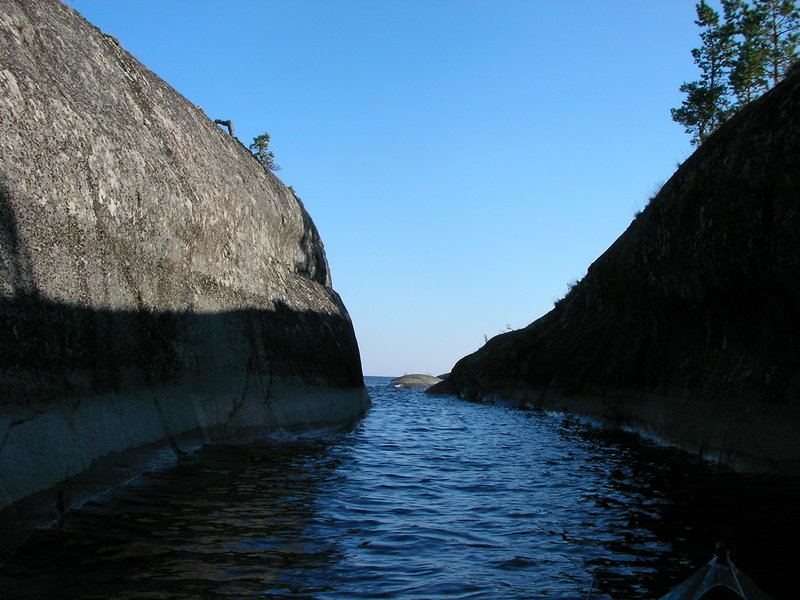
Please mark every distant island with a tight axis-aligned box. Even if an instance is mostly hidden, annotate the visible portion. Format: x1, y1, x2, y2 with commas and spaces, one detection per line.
389, 374, 443, 390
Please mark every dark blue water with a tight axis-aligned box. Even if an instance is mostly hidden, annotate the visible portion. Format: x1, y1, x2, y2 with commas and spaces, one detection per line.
1, 376, 798, 599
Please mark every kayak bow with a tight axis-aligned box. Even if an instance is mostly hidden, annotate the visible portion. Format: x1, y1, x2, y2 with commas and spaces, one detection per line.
658, 543, 775, 600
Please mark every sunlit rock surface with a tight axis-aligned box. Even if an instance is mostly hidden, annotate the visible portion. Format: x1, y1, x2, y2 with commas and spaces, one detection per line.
446, 69, 800, 475
0, 0, 369, 551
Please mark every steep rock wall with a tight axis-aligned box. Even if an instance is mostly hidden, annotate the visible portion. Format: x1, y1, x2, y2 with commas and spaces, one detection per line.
0, 0, 369, 553
442, 67, 800, 475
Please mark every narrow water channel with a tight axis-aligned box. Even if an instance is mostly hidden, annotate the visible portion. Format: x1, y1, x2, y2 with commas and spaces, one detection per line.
1, 377, 798, 599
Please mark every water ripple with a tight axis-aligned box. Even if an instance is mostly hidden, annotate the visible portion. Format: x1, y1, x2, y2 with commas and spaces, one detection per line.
1, 377, 799, 599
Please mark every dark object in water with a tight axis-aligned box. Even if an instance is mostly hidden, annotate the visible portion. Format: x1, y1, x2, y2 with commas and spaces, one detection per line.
657, 543, 775, 600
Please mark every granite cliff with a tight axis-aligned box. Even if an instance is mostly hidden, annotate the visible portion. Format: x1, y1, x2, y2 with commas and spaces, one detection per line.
0, 0, 369, 552
437, 67, 800, 475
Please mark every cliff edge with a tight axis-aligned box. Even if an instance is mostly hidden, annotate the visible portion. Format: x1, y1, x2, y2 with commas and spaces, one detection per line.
442, 67, 800, 475
0, 0, 369, 553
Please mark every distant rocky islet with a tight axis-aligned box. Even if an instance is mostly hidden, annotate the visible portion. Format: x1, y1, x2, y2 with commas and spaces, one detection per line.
388, 374, 443, 390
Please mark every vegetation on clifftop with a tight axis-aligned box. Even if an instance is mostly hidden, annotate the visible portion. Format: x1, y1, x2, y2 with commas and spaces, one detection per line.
672, 0, 799, 145
249, 132, 281, 171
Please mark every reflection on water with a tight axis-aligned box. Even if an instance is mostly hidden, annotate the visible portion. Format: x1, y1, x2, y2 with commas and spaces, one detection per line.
1, 377, 798, 599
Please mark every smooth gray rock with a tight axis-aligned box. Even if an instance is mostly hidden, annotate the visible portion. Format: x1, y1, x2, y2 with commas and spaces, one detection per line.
0, 0, 369, 552
389, 374, 443, 390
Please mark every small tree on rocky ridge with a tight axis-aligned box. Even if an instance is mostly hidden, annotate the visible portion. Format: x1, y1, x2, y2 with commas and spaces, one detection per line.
249, 132, 281, 171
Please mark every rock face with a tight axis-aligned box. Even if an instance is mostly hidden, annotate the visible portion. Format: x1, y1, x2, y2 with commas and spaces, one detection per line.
445, 68, 800, 475
0, 0, 369, 552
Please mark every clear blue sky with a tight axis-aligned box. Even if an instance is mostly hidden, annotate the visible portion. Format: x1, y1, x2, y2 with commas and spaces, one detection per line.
69, 0, 706, 377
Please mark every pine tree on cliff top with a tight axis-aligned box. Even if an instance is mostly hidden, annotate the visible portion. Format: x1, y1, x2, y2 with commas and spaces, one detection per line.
249, 132, 281, 172
672, 0, 799, 145
672, 1, 736, 145
756, 0, 800, 84
726, 0, 771, 107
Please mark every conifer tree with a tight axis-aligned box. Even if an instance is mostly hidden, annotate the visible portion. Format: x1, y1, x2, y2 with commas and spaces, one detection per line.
671, 1, 736, 145
672, 0, 799, 144
725, 0, 770, 107
249, 133, 281, 172
754, 0, 800, 84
